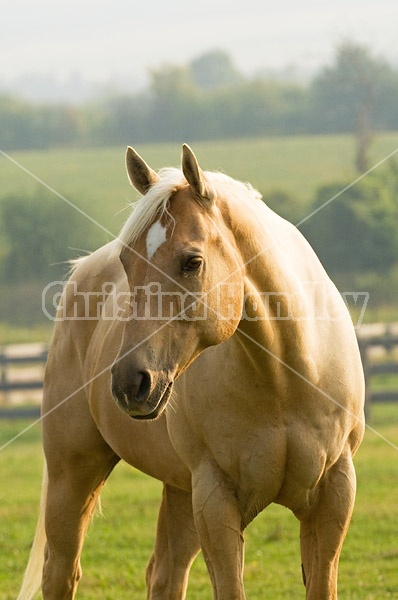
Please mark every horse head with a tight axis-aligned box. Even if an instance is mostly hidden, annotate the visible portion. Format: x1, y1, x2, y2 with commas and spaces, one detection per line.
111, 145, 247, 419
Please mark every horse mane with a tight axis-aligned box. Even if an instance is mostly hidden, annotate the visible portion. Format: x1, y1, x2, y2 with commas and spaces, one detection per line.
112, 167, 262, 257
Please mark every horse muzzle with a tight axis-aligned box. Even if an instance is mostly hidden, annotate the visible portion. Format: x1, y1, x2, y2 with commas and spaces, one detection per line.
111, 365, 174, 420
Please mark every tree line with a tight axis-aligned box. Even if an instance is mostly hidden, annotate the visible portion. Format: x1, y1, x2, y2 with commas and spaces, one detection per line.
1, 43, 398, 152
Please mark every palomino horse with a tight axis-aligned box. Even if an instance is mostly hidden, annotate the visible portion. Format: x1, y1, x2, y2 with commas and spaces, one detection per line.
18, 145, 364, 599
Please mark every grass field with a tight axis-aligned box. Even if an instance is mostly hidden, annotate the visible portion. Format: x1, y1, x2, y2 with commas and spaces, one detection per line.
0, 403, 397, 599
1, 133, 398, 245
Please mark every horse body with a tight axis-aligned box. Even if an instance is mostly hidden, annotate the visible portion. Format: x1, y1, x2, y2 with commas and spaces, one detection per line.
18, 145, 364, 600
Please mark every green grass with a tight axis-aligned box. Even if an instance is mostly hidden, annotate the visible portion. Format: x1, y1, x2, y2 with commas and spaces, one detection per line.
0, 322, 52, 345
1, 133, 398, 241
0, 404, 397, 599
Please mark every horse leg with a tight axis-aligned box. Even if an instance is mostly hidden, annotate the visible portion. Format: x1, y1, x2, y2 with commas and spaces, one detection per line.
191, 462, 245, 600
298, 449, 357, 600
42, 406, 119, 600
146, 484, 200, 600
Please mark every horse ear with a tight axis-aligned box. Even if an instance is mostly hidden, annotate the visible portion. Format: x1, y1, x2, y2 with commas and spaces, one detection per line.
182, 144, 214, 206
126, 146, 160, 195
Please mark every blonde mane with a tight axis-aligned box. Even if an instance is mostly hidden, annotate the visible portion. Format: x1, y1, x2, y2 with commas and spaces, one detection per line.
112, 167, 261, 256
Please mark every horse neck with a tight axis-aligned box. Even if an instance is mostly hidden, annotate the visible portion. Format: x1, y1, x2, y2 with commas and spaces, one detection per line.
227, 199, 300, 318
227, 201, 311, 374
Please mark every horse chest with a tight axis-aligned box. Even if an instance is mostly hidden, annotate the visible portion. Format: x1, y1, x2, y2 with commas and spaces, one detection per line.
171, 396, 288, 510
171, 380, 333, 521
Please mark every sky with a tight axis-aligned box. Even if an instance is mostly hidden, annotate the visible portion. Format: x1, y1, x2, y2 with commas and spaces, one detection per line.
2, 0, 397, 96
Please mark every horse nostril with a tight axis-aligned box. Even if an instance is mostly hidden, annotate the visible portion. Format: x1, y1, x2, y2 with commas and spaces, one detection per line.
136, 370, 152, 402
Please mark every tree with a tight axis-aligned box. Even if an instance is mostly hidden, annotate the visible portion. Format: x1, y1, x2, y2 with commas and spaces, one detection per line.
0, 190, 96, 283
90, 93, 150, 145
146, 65, 203, 141
301, 161, 398, 275
265, 190, 303, 225
189, 50, 244, 90
0, 95, 83, 150
311, 42, 397, 172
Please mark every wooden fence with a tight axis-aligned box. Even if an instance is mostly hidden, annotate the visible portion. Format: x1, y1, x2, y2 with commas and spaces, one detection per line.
0, 343, 47, 418
357, 322, 398, 417
0, 324, 397, 419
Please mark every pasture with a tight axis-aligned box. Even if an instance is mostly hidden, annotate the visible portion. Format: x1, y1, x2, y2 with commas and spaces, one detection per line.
1, 132, 398, 242
1, 403, 397, 599
0, 133, 397, 597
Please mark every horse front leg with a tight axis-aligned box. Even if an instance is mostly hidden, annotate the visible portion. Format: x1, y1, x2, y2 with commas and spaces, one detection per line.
299, 449, 357, 600
191, 462, 245, 600
41, 399, 119, 600
42, 451, 119, 600
146, 484, 200, 599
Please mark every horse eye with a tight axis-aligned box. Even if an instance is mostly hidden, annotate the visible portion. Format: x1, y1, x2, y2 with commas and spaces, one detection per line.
183, 256, 203, 272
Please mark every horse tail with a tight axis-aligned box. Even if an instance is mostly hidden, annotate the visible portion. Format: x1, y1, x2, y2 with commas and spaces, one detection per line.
17, 465, 48, 600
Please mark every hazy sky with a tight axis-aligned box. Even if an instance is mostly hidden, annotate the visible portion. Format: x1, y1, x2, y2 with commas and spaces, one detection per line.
2, 0, 397, 86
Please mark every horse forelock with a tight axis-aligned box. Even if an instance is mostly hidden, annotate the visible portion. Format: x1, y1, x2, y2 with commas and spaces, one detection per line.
111, 168, 184, 258
112, 168, 261, 258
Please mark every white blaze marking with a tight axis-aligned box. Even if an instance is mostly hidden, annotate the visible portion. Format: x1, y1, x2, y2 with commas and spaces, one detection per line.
146, 220, 167, 260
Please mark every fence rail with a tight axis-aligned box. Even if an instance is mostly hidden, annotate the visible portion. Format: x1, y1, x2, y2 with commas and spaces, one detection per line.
0, 323, 397, 419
